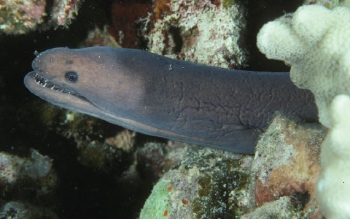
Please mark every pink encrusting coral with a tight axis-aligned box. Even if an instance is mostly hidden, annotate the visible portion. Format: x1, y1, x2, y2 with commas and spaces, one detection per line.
250, 115, 326, 218
0, 152, 19, 184
0, 149, 54, 185
51, 0, 82, 27
0, 0, 82, 34
0, 0, 46, 34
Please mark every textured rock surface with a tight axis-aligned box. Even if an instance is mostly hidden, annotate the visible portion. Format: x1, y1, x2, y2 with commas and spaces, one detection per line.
140, 145, 253, 219
241, 197, 300, 219
250, 114, 326, 218
146, 0, 246, 69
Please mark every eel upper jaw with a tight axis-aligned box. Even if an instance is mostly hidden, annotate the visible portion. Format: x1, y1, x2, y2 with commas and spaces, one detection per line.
24, 71, 100, 116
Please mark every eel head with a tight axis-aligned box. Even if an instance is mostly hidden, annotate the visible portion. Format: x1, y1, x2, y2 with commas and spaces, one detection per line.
24, 47, 144, 119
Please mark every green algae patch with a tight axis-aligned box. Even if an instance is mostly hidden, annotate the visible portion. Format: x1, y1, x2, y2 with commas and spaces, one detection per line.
223, 0, 236, 8
139, 147, 253, 218
140, 179, 172, 219
193, 160, 249, 219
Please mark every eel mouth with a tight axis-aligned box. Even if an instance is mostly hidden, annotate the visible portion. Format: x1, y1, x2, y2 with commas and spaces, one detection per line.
25, 71, 101, 118
33, 73, 89, 102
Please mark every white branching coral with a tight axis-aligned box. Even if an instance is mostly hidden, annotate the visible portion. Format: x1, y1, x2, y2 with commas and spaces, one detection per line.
316, 94, 350, 219
257, 4, 350, 128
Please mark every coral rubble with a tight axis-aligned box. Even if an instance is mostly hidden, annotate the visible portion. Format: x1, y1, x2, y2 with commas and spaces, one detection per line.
0, 0, 46, 34
251, 114, 326, 218
241, 196, 311, 219
0, 149, 54, 185
51, 0, 82, 27
0, 0, 82, 35
139, 114, 327, 218
0, 201, 58, 219
147, 0, 246, 69
0, 150, 58, 218
140, 146, 253, 219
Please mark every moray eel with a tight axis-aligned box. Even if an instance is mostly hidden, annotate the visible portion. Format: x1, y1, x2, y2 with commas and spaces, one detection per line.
24, 47, 318, 154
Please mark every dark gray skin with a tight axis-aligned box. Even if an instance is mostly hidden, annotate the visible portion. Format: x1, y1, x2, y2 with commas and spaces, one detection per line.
24, 47, 318, 154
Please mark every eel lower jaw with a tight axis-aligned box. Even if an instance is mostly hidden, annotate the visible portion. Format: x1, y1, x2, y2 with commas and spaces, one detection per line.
24, 71, 100, 115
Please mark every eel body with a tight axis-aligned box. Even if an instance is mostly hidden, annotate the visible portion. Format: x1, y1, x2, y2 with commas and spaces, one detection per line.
24, 47, 318, 154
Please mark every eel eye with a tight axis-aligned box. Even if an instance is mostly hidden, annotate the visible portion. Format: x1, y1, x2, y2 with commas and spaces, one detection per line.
65, 71, 78, 83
